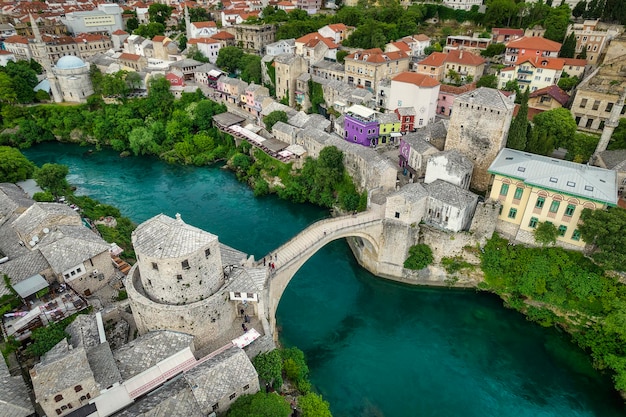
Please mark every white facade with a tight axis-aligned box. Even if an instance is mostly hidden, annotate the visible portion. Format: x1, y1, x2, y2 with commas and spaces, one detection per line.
442, 0, 482, 10
0, 50, 16, 66
189, 22, 218, 39
53, 56, 94, 103
424, 150, 473, 190
388, 77, 439, 128
265, 39, 295, 56
498, 58, 563, 93
63, 4, 124, 35
188, 38, 221, 63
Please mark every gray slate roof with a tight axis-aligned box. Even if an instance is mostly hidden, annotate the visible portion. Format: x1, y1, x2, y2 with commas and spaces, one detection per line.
0, 358, 34, 417
0, 249, 49, 286
429, 149, 473, 171
67, 314, 101, 350
219, 243, 247, 266
378, 112, 399, 124
31, 339, 94, 399
401, 134, 438, 154
597, 149, 626, 171
489, 148, 618, 205
425, 179, 478, 208
273, 53, 300, 65
390, 183, 428, 204
0, 183, 34, 215
11, 202, 81, 238
226, 267, 265, 292
38, 225, 110, 273
272, 121, 299, 137
133, 214, 218, 259
86, 342, 122, 389
114, 377, 203, 417
113, 331, 195, 380
183, 346, 257, 413
456, 87, 515, 111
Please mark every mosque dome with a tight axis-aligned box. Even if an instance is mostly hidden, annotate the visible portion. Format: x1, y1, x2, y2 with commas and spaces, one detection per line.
55, 55, 87, 70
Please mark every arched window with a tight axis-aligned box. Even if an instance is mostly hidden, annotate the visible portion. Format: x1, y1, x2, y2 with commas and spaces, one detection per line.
54, 394, 63, 402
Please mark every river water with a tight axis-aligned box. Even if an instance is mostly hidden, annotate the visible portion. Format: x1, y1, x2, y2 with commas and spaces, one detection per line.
24, 143, 625, 417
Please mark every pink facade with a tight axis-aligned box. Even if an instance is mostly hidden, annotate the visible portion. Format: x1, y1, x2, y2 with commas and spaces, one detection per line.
437, 92, 455, 117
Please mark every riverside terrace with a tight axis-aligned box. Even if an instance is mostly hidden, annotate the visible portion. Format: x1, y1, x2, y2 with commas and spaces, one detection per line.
212, 112, 304, 163
2, 279, 88, 342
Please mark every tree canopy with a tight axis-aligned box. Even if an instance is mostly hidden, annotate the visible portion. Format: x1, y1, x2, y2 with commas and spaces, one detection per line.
579, 207, 626, 271
148, 3, 173, 25
299, 393, 333, 417
227, 392, 291, 417
134, 22, 165, 38
34, 163, 70, 197
263, 110, 288, 132
507, 88, 529, 151
526, 108, 577, 156
0, 146, 35, 182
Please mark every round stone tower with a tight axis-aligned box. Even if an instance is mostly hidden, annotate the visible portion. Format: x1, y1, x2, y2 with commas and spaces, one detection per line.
132, 213, 224, 304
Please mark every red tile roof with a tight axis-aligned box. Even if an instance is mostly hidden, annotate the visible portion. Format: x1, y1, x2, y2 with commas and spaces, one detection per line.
562, 58, 587, 67
192, 21, 217, 28
119, 52, 141, 61
517, 54, 564, 70
188, 37, 219, 44
492, 28, 524, 36
211, 31, 235, 40
529, 84, 569, 106
506, 36, 561, 52
389, 41, 411, 52
392, 72, 440, 88
327, 23, 350, 32
112, 29, 129, 35
439, 82, 477, 95
444, 49, 485, 66
418, 52, 447, 67
152, 35, 166, 42
346, 48, 408, 63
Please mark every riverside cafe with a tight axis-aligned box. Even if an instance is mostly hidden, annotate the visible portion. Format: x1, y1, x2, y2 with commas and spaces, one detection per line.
3, 274, 54, 340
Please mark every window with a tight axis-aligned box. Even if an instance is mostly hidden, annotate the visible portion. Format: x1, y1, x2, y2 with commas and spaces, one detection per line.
74, 385, 83, 392
243, 384, 250, 390
558, 225, 567, 237
176, 274, 183, 282
508, 208, 517, 219
579, 98, 587, 108
572, 229, 581, 241
182, 260, 190, 269
55, 395, 63, 402
212, 404, 219, 411
535, 197, 545, 208
514, 187, 523, 200
500, 183, 509, 196
529, 217, 538, 228
229, 393, 236, 400
549, 201, 560, 213
585, 185, 594, 191
56, 410, 62, 415
152, 262, 158, 270
592, 100, 600, 110
205, 248, 211, 258
606, 102, 614, 112
565, 204, 575, 216
395, 212, 400, 218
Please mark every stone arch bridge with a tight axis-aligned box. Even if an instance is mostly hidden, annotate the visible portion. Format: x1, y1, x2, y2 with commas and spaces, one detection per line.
261, 209, 385, 339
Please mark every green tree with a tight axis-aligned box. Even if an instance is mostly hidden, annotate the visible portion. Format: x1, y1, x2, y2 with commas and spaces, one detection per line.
0, 146, 35, 182
534, 221, 558, 246
0, 72, 17, 104
216, 46, 244, 73
560, 33, 576, 58
298, 393, 333, 417
26, 323, 69, 357
134, 22, 165, 38
577, 46, 588, 59
263, 110, 288, 132
336, 50, 349, 64
424, 42, 443, 56
240, 54, 262, 84
557, 75, 579, 91
404, 244, 433, 270
531, 107, 577, 150
476, 74, 498, 89
146, 76, 174, 119
572, 0, 587, 18
148, 3, 173, 25
227, 392, 291, 417
126, 17, 139, 32
544, 5, 571, 42
507, 88, 529, 150
254, 349, 283, 387
129, 126, 158, 156
480, 43, 506, 58
484, 0, 518, 27
579, 207, 626, 271
34, 163, 70, 197
608, 118, 626, 150
342, 19, 387, 50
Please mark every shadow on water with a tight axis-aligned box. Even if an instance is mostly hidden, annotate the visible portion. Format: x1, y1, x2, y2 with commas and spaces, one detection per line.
304, 314, 366, 368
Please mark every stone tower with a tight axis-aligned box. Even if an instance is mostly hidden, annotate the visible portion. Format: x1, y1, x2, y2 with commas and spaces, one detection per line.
29, 14, 62, 103
444, 87, 514, 192
185, 5, 191, 40
593, 88, 626, 159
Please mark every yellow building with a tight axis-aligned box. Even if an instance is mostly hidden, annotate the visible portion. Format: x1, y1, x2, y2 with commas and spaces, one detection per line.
378, 112, 401, 139
488, 149, 617, 249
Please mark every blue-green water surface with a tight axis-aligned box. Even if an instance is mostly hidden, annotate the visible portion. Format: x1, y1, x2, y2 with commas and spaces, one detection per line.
24, 143, 625, 417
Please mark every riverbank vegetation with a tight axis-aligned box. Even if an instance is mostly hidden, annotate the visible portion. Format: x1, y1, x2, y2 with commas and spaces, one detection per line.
230, 347, 332, 417
480, 233, 626, 392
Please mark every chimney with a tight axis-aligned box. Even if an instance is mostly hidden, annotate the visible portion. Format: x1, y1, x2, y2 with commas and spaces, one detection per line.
175, 213, 183, 223
459, 48, 463, 59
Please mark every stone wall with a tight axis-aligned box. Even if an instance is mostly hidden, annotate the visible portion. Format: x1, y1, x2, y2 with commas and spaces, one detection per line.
136, 239, 223, 305
469, 201, 500, 246
126, 265, 236, 349
65, 251, 115, 296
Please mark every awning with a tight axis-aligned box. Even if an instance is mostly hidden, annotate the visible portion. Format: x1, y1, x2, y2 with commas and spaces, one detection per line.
390, 132, 402, 137
12, 274, 48, 298
208, 69, 222, 78
232, 328, 261, 348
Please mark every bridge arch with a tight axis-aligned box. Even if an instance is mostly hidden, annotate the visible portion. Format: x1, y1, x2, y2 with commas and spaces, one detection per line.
263, 211, 384, 339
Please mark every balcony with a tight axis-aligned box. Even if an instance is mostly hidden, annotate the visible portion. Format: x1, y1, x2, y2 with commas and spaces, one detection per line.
518, 68, 533, 75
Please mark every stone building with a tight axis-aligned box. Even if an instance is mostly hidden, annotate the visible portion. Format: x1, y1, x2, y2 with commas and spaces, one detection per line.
594, 149, 626, 201
444, 87, 515, 192
387, 72, 440, 127
423, 179, 479, 232
384, 183, 428, 226
273, 54, 307, 107
504, 36, 561, 65
424, 150, 473, 190
566, 19, 617, 64
416, 49, 484, 85
570, 35, 626, 133
488, 148, 618, 249
62, 4, 124, 35
52, 56, 94, 103
399, 133, 439, 180
127, 213, 262, 348
224, 24, 276, 54
0, 355, 35, 417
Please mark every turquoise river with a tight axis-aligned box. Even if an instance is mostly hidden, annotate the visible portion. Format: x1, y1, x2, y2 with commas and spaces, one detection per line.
24, 143, 625, 417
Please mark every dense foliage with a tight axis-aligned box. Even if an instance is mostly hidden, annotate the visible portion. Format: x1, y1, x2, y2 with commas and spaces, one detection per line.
0, 60, 42, 104
34, 163, 70, 197
263, 110, 288, 132
0, 146, 35, 182
227, 392, 292, 417
506, 89, 529, 151
216, 47, 262, 84
404, 244, 433, 270
25, 309, 90, 357
480, 234, 626, 391
579, 207, 626, 272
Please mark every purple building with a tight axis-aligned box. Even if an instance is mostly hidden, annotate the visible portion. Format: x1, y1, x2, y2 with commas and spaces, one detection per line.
343, 104, 380, 147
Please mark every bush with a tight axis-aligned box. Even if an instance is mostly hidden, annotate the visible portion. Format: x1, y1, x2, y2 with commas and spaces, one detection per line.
404, 244, 433, 270
441, 256, 473, 274
116, 290, 128, 301
33, 191, 55, 202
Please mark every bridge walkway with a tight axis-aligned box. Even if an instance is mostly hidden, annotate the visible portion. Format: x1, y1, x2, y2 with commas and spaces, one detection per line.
262, 209, 383, 275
